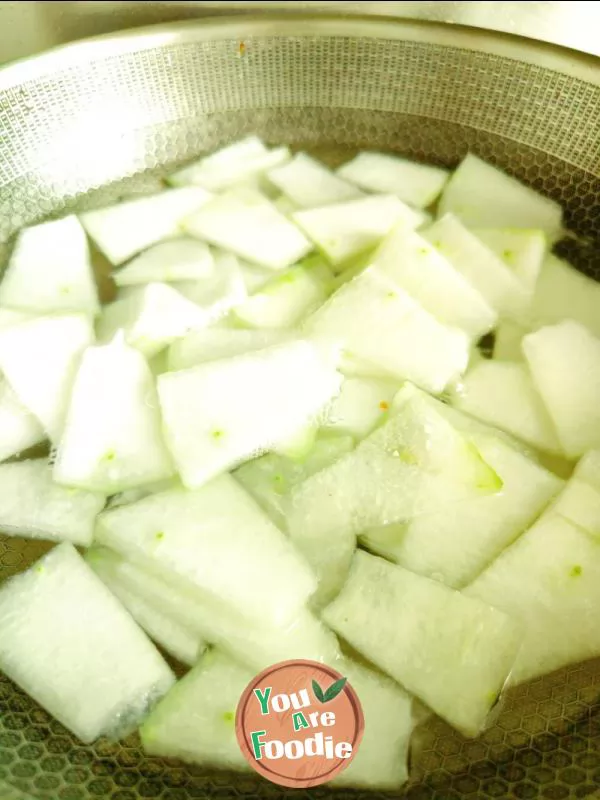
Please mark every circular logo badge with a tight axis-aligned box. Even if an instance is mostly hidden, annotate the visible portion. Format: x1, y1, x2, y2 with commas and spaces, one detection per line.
235, 659, 364, 788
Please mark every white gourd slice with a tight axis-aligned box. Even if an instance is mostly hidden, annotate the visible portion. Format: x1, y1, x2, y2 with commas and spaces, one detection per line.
169, 328, 291, 371
0, 308, 33, 329
86, 548, 206, 667
114, 237, 214, 286
546, 479, 600, 539
493, 320, 529, 361
523, 320, 600, 458
323, 376, 400, 440
168, 136, 266, 183
0, 313, 94, 441
95, 476, 317, 627
438, 153, 563, 239
0, 216, 99, 315
474, 228, 546, 295
0, 542, 174, 744
238, 259, 273, 293
466, 515, 600, 684
451, 360, 561, 454
267, 152, 361, 208
375, 226, 496, 338
322, 550, 522, 737
171, 250, 247, 323
97, 282, 207, 358
292, 194, 424, 268
80, 187, 212, 265
0, 459, 105, 546
306, 267, 469, 393
54, 336, 174, 493
158, 339, 341, 488
0, 378, 45, 462
573, 450, 600, 492
183, 187, 311, 270
338, 151, 449, 208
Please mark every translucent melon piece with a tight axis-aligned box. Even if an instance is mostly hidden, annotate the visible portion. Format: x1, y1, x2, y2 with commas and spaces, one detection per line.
233, 257, 333, 329
113, 238, 214, 286
54, 336, 174, 493
273, 193, 300, 215
183, 187, 311, 270
466, 515, 600, 684
158, 339, 341, 488
375, 226, 496, 338
324, 376, 400, 439
306, 267, 469, 393
80, 187, 212, 266
171, 250, 247, 323
97, 282, 207, 358
107, 477, 181, 509
292, 194, 424, 269
452, 360, 561, 454
547, 479, 600, 539
0, 379, 45, 462
238, 259, 273, 293
474, 228, 546, 295
140, 649, 251, 769
169, 328, 291, 371
0, 313, 94, 441
338, 151, 449, 208
573, 450, 600, 491
332, 658, 413, 790
0, 308, 33, 329
323, 550, 521, 737
0, 216, 99, 315
95, 476, 317, 627
494, 320, 528, 361
267, 152, 361, 209
235, 434, 355, 529
0, 459, 104, 546
523, 320, 600, 458
527, 254, 600, 338
424, 214, 529, 318
168, 136, 266, 182
86, 548, 205, 666
0, 543, 174, 743
368, 431, 563, 587
438, 153, 563, 239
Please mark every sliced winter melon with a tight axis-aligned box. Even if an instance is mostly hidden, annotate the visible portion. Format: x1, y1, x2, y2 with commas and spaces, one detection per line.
267, 152, 361, 208
0, 542, 174, 743
80, 187, 212, 265
95, 475, 317, 627
493, 320, 529, 361
170, 250, 247, 323
54, 335, 174, 493
168, 328, 291, 371
113, 237, 214, 286
438, 153, 563, 239
0, 216, 99, 315
546, 478, 600, 539
0, 313, 94, 441
338, 151, 449, 208
238, 259, 273, 293
474, 228, 546, 295
183, 187, 311, 270
323, 550, 521, 737
573, 450, 600, 491
0, 378, 45, 462
466, 514, 600, 684
292, 194, 424, 268
523, 320, 600, 458
323, 376, 400, 440
158, 338, 341, 488
0, 308, 33, 330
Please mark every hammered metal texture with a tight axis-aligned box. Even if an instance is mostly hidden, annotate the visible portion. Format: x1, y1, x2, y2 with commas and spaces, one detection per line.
1, 21, 600, 800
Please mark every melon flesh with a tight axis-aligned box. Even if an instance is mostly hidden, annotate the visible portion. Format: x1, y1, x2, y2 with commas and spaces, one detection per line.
0, 313, 94, 441
267, 152, 361, 208
238, 259, 273, 293
546, 478, 600, 539
54, 336, 174, 493
0, 216, 99, 315
168, 328, 291, 371
523, 320, 600, 458
323, 550, 521, 737
437, 153, 563, 239
573, 449, 600, 491
474, 228, 546, 296
493, 320, 528, 361
95, 476, 317, 627
114, 238, 214, 286
80, 187, 212, 265
0, 543, 174, 743
338, 151, 449, 208
466, 515, 600, 684
324, 376, 400, 440
0, 459, 105, 546
0, 378, 45, 462
158, 338, 341, 488
183, 187, 311, 270
170, 250, 247, 323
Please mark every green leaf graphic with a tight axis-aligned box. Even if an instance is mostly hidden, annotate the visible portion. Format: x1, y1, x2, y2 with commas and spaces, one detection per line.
323, 677, 347, 702
312, 679, 325, 703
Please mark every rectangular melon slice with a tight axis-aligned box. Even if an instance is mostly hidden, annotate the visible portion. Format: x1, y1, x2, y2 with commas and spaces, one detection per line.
267, 152, 361, 208
466, 515, 600, 684
323, 550, 521, 737
323, 376, 400, 440
170, 250, 247, 323
0, 313, 94, 441
0, 378, 45, 462
523, 320, 600, 458
338, 151, 449, 208
493, 320, 529, 361
547, 478, 600, 539
0, 459, 105, 546
474, 228, 546, 296
113, 237, 214, 286
0, 543, 174, 743
183, 187, 311, 270
168, 328, 291, 371
54, 335, 174, 493
437, 153, 563, 239
158, 338, 341, 488
238, 259, 273, 293
0, 216, 99, 315
95, 476, 316, 627
573, 449, 600, 491
80, 187, 212, 265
